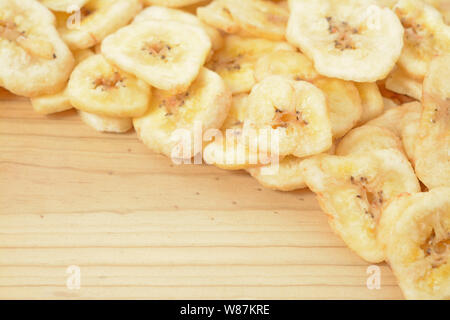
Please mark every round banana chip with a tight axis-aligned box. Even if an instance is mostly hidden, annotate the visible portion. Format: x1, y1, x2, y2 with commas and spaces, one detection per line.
197, 0, 289, 40
336, 125, 403, 156
207, 35, 294, 94
67, 54, 151, 118
143, 0, 205, 7
414, 54, 450, 189
133, 6, 223, 52
355, 82, 384, 124
102, 20, 211, 92
379, 187, 450, 300
299, 149, 421, 263
79, 110, 132, 133
57, 0, 142, 50
385, 66, 423, 100
286, 0, 404, 82
133, 68, 231, 159
31, 48, 94, 114
245, 76, 333, 158
394, 0, 450, 80
423, 0, 450, 24
40, 0, 89, 12
0, 0, 74, 97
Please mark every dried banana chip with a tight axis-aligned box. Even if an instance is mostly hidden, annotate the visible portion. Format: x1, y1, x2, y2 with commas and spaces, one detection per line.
300, 149, 421, 262
143, 0, 205, 7
355, 82, 384, 124
40, 0, 89, 12
79, 110, 132, 133
0, 0, 74, 97
67, 54, 151, 118
385, 66, 423, 100
102, 20, 211, 92
379, 187, 450, 299
287, 0, 404, 82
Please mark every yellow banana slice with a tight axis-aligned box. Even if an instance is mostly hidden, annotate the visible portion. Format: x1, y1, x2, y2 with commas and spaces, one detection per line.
423, 0, 450, 24
394, 0, 450, 80
0, 0, 74, 97
102, 20, 211, 92
31, 48, 94, 114
197, 0, 289, 40
287, 0, 404, 82
57, 0, 142, 50
414, 55, 450, 189
207, 35, 294, 94
143, 0, 205, 7
221, 93, 249, 130
133, 6, 223, 52
133, 68, 231, 159
385, 66, 423, 100
78, 110, 132, 133
336, 125, 403, 156
67, 54, 151, 118
313, 78, 362, 139
355, 82, 384, 124
245, 75, 333, 158
40, 0, 89, 12
379, 187, 450, 300
300, 149, 421, 262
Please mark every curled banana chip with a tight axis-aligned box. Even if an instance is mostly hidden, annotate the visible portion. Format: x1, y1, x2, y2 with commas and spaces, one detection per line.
57, 0, 142, 50
287, 0, 404, 82
67, 54, 151, 118
379, 187, 450, 300
355, 82, 384, 124
102, 20, 211, 92
336, 125, 403, 156
197, 0, 289, 40
31, 48, 94, 114
143, 0, 205, 7
133, 6, 223, 52
414, 54, 450, 189
79, 110, 132, 133
0, 0, 74, 97
394, 0, 450, 80
245, 75, 333, 158
40, 0, 89, 12
385, 66, 423, 100
134, 68, 231, 159
300, 149, 421, 262
207, 35, 294, 94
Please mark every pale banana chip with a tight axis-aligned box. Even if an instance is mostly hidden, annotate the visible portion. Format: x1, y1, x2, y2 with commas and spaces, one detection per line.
423, 0, 450, 24
386, 66, 423, 100
40, 0, 89, 12
0, 0, 74, 97
287, 0, 404, 82
133, 68, 231, 159
300, 149, 421, 262
102, 20, 211, 92
207, 35, 294, 94
57, 0, 142, 50
79, 110, 132, 133
355, 82, 384, 124
394, 0, 450, 80
379, 187, 450, 299
197, 0, 289, 40
67, 54, 151, 118
143, 0, 205, 7
245, 75, 333, 158
414, 54, 450, 189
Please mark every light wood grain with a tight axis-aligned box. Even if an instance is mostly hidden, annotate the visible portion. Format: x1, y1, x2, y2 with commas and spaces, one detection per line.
0, 96, 404, 299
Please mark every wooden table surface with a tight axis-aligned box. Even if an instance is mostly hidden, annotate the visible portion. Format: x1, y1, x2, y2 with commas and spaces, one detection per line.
0, 92, 403, 299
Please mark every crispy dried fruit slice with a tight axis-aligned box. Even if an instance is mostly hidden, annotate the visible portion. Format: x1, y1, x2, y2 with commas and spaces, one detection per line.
385, 66, 423, 100
355, 82, 384, 124
57, 0, 142, 50
300, 149, 420, 262
379, 187, 450, 299
394, 0, 450, 80
207, 35, 294, 94
143, 0, 205, 7
67, 54, 151, 118
197, 0, 289, 40
40, 0, 89, 12
102, 20, 211, 92
287, 0, 404, 82
79, 110, 132, 133
133, 68, 231, 159
0, 0, 74, 97
414, 55, 450, 189
245, 76, 332, 158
